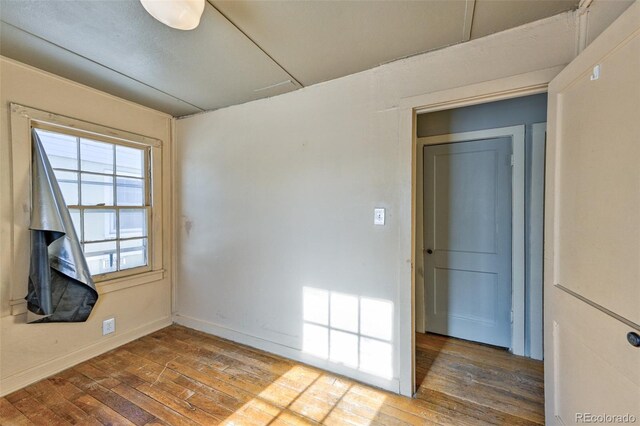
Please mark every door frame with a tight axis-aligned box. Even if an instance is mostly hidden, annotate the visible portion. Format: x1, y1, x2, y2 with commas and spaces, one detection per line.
416, 126, 526, 354
396, 66, 563, 397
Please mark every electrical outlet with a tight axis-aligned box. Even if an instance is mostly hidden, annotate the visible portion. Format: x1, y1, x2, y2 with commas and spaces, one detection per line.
102, 318, 115, 335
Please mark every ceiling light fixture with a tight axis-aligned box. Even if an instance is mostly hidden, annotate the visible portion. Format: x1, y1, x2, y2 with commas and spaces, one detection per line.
140, 0, 205, 31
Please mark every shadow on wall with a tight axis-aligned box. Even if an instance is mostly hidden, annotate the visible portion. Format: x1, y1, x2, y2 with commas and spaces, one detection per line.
302, 287, 394, 380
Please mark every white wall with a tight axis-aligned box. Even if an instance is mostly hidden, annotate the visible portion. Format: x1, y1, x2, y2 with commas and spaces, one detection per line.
0, 57, 173, 395
579, 0, 636, 49
175, 13, 577, 393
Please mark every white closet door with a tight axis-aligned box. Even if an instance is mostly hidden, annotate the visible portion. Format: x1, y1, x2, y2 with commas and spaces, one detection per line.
545, 1, 640, 422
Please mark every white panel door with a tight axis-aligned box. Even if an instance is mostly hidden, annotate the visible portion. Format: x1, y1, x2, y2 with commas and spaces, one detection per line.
545, 1, 640, 422
424, 137, 512, 348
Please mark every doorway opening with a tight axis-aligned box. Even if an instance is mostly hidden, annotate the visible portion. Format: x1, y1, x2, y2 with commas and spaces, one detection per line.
413, 94, 546, 419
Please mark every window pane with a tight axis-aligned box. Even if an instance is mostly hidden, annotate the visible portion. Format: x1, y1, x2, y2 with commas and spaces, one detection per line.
116, 145, 144, 177
80, 139, 114, 174
54, 171, 78, 205
116, 177, 144, 206
84, 241, 117, 274
36, 129, 78, 170
120, 238, 147, 270
81, 173, 114, 206
119, 209, 146, 238
69, 209, 82, 240
84, 209, 116, 242
34, 128, 153, 278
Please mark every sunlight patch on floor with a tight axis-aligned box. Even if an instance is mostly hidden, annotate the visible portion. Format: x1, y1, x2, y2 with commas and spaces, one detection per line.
219, 364, 387, 425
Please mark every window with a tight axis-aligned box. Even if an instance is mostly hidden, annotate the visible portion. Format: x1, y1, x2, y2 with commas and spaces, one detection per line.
35, 127, 151, 278
8, 103, 164, 315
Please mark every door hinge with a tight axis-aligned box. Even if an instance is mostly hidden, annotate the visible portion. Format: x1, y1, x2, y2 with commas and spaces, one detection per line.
510, 310, 514, 323
510, 154, 515, 166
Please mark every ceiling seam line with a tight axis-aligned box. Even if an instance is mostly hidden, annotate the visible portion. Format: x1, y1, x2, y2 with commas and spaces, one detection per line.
206, 0, 305, 88
463, 0, 477, 41
0, 20, 207, 112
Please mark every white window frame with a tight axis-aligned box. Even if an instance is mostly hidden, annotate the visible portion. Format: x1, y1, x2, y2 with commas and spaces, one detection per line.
9, 104, 164, 314
33, 123, 153, 280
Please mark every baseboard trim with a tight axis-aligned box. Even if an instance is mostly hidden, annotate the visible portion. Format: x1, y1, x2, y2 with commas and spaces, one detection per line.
173, 314, 400, 394
0, 316, 172, 396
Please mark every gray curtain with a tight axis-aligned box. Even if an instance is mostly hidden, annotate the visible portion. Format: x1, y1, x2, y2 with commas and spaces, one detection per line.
27, 130, 98, 323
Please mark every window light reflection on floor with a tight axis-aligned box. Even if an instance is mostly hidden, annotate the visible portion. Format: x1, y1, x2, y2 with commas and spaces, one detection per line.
302, 287, 394, 379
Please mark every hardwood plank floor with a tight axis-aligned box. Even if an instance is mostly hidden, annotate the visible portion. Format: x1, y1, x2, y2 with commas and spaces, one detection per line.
1, 326, 544, 425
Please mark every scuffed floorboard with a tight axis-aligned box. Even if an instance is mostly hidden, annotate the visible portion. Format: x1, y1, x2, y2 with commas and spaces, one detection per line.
1, 325, 543, 425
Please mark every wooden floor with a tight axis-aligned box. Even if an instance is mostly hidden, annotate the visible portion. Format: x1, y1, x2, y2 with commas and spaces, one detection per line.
1, 326, 544, 425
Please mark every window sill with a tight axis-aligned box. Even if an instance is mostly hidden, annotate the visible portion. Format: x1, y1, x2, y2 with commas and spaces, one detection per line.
96, 269, 165, 294
9, 269, 165, 316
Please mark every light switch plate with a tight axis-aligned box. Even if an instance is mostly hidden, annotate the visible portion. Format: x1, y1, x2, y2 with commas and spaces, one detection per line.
374, 208, 385, 225
103, 318, 115, 335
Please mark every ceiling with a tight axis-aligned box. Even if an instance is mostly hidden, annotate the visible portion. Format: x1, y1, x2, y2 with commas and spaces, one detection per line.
0, 0, 578, 117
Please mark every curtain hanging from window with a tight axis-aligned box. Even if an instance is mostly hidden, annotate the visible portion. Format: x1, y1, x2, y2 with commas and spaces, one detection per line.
27, 129, 98, 323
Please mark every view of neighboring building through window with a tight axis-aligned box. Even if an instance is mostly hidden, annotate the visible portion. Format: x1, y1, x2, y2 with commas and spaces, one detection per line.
35, 128, 150, 277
